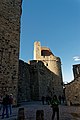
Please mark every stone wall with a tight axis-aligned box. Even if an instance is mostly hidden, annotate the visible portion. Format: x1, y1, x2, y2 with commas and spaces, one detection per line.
65, 77, 80, 105
18, 59, 63, 102
0, 0, 22, 104
18, 60, 31, 102
65, 64, 80, 105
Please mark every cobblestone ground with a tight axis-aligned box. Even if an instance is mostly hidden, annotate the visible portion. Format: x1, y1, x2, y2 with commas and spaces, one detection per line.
0, 101, 80, 120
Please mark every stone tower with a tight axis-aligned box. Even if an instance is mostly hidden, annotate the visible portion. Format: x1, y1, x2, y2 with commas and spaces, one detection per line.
34, 41, 41, 60
0, 0, 22, 104
34, 41, 63, 95
34, 41, 62, 76
73, 64, 80, 78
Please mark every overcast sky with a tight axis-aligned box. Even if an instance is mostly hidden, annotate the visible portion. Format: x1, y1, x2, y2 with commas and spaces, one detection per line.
20, 0, 80, 83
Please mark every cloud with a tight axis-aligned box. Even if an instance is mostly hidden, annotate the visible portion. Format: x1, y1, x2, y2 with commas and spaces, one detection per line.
73, 56, 80, 61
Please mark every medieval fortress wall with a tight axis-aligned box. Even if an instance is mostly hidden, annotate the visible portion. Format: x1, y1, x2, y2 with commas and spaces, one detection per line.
0, 0, 22, 104
18, 59, 63, 102
18, 41, 63, 102
34, 41, 63, 87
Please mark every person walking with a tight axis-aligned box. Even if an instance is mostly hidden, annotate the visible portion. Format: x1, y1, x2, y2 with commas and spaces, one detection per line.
50, 95, 59, 120
2, 94, 9, 119
0, 95, 2, 111
9, 94, 13, 115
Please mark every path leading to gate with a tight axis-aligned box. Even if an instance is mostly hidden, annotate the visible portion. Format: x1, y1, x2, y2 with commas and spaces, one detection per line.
0, 101, 80, 120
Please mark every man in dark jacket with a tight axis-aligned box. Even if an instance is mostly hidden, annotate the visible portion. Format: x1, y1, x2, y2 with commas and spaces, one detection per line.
50, 95, 59, 120
2, 94, 9, 119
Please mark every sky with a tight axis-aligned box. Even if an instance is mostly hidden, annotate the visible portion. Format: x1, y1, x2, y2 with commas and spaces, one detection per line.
20, 0, 80, 83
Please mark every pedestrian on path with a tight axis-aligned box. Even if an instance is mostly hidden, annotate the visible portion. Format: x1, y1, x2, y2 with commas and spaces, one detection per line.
2, 94, 9, 119
9, 94, 13, 115
0, 95, 2, 111
50, 95, 60, 120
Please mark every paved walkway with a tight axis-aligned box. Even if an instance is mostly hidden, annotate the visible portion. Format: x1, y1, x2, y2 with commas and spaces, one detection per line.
0, 101, 80, 120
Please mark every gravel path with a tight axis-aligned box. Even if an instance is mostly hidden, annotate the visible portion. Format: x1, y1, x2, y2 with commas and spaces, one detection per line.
0, 102, 80, 120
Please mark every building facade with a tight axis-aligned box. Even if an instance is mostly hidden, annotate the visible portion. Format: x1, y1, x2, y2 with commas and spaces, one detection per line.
65, 64, 80, 105
0, 0, 22, 104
